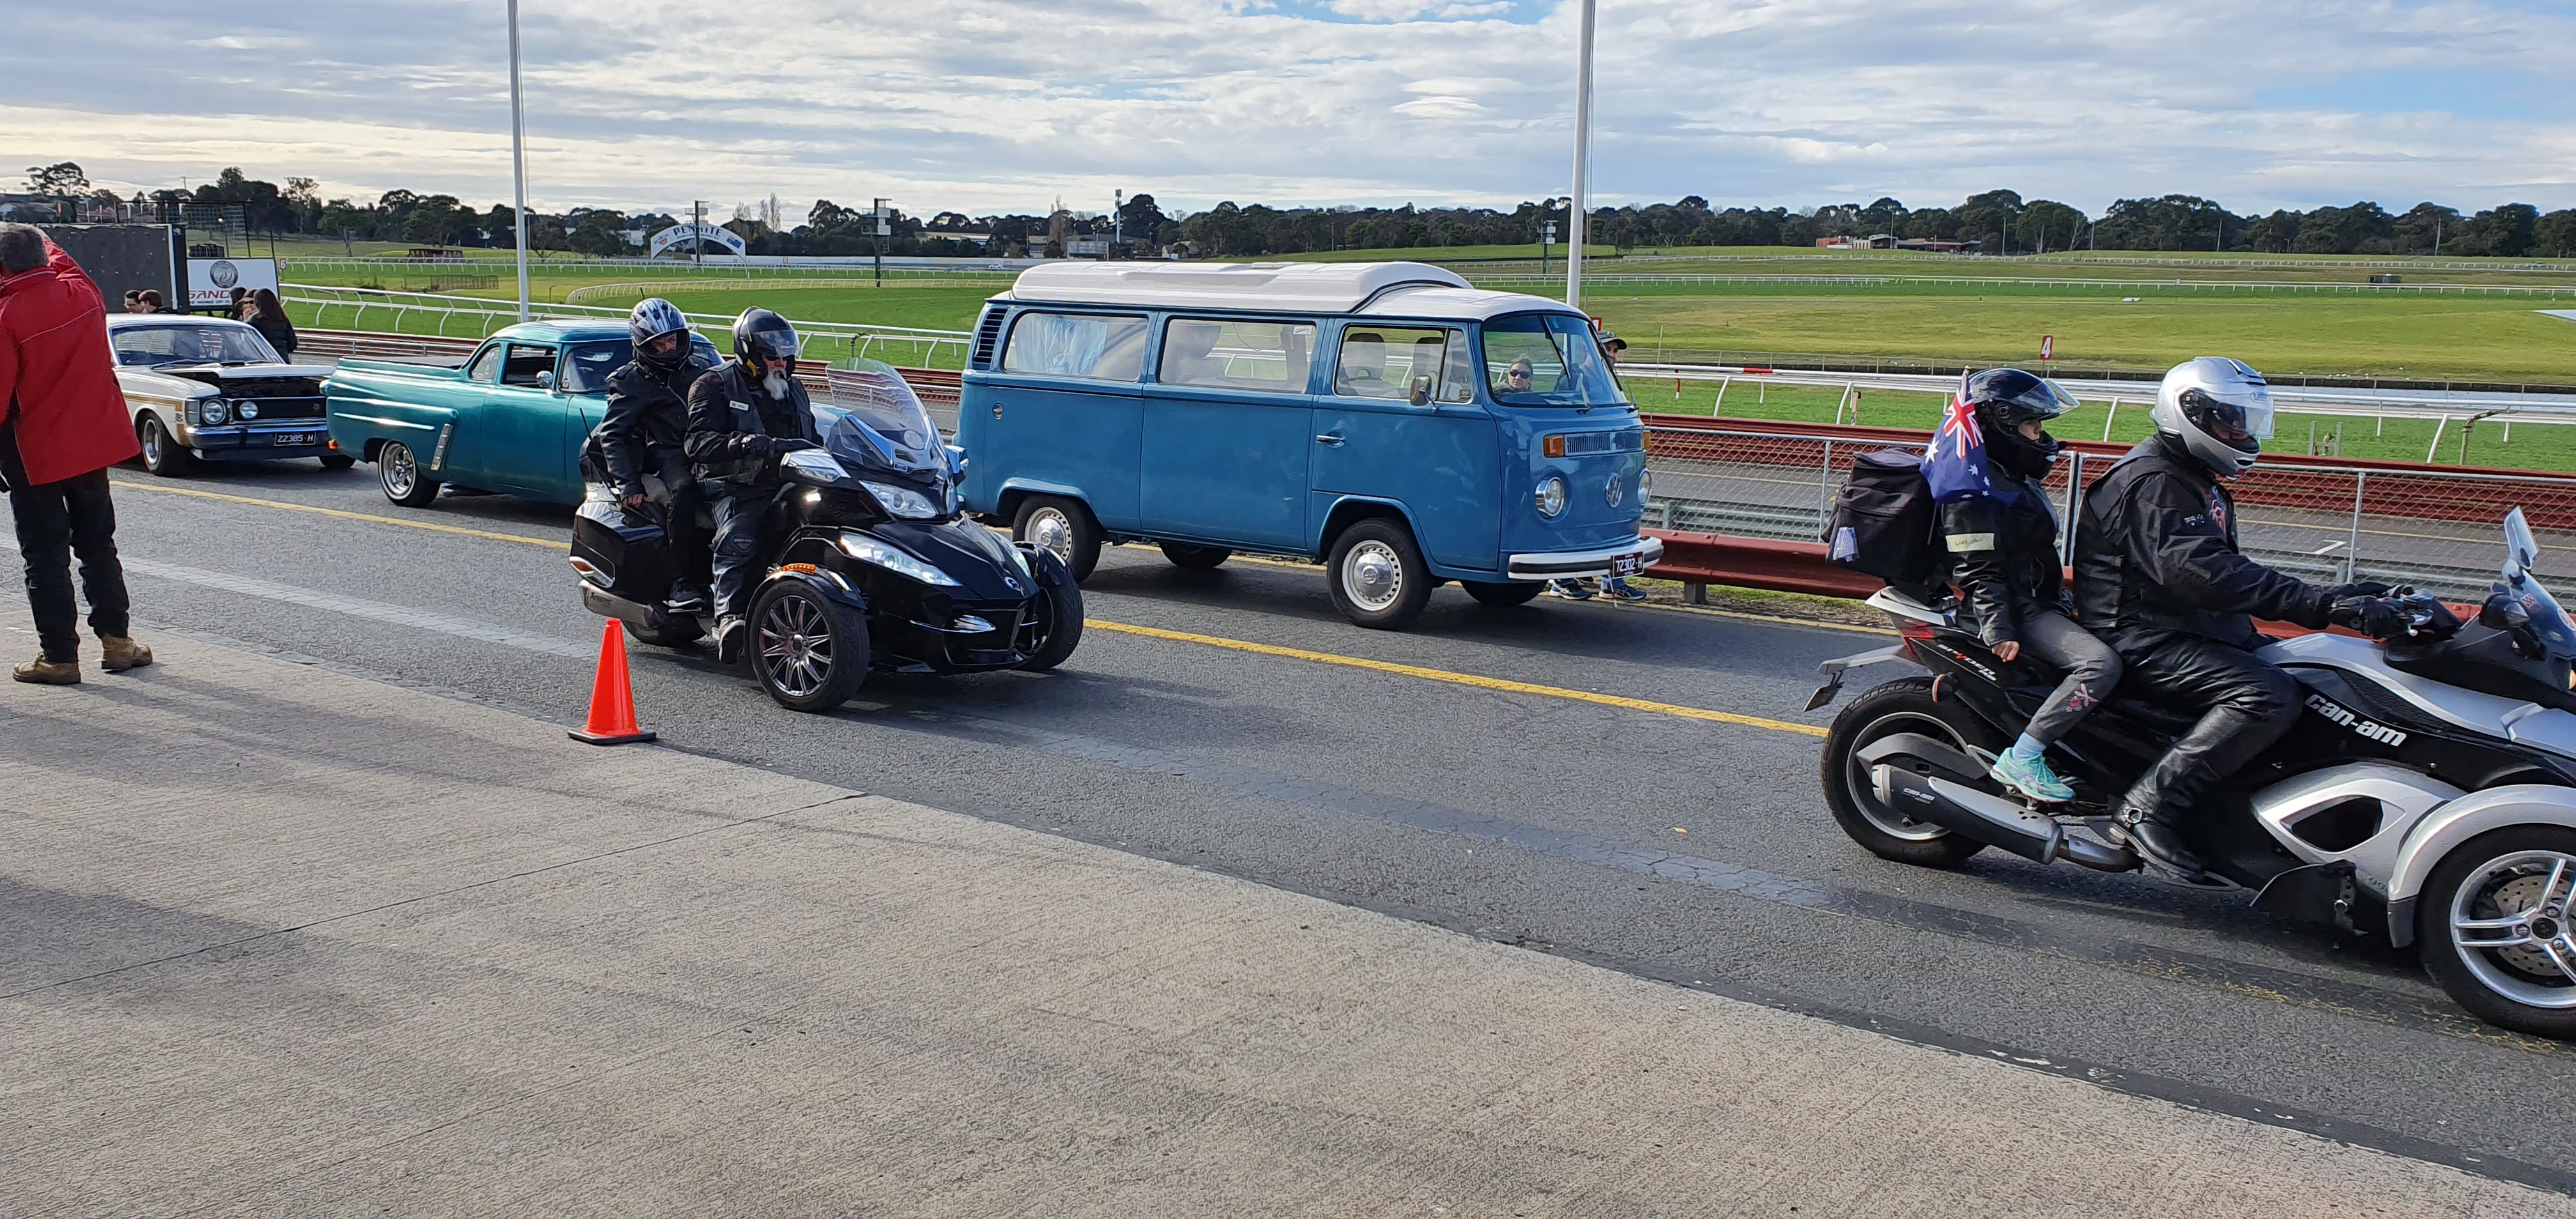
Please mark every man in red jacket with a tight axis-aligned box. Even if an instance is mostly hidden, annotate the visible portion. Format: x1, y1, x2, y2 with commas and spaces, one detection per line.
0, 223, 150, 684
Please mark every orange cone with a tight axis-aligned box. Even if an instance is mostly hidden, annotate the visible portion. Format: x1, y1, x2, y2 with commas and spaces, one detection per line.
570, 619, 657, 746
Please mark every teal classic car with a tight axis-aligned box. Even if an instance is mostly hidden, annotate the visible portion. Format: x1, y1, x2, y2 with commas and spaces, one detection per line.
325, 321, 720, 507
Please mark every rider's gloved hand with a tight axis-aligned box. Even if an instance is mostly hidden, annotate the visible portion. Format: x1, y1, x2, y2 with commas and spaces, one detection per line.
769, 437, 819, 455
2325, 580, 2393, 599
2329, 595, 2409, 639
618, 482, 648, 512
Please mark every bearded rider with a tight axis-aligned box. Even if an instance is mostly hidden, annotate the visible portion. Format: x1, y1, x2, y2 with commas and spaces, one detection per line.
685, 308, 822, 663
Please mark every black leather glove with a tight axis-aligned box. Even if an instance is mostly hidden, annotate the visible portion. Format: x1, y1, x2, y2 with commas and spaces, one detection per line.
769, 436, 818, 455
2324, 580, 2393, 599
2329, 595, 2408, 639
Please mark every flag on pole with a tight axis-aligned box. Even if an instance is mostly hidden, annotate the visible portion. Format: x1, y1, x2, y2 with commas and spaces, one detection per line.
1924, 371, 2014, 503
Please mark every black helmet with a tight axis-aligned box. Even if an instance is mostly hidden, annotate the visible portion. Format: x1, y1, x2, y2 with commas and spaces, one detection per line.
732, 308, 801, 369
1963, 367, 2075, 479
628, 298, 690, 370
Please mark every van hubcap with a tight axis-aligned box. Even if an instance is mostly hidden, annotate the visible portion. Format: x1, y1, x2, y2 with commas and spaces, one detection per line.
1026, 509, 1073, 565
1342, 541, 1402, 611
2452, 850, 2576, 1008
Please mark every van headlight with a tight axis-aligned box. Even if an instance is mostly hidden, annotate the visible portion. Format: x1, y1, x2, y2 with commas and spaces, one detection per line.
860, 479, 942, 521
837, 531, 961, 586
198, 398, 229, 425
1637, 468, 1652, 505
1535, 475, 1568, 518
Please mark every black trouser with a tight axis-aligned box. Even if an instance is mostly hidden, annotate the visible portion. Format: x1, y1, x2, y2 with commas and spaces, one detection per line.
641, 447, 709, 592
1, 427, 131, 662
2117, 634, 2301, 822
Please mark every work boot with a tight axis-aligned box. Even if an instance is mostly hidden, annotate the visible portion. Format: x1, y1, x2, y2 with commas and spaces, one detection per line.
13, 655, 80, 686
2109, 790, 2209, 882
100, 636, 155, 672
716, 615, 748, 664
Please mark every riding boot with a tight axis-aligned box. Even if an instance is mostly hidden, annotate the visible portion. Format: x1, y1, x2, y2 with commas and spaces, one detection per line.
2110, 782, 2210, 881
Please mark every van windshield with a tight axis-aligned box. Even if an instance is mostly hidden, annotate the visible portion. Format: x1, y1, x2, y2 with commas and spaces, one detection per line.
1482, 314, 1625, 408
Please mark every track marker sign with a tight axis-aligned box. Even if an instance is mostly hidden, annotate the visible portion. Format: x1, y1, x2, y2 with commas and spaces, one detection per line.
2039, 334, 2055, 361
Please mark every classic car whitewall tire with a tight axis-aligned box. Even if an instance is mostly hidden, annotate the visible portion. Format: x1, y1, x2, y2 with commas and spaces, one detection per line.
137, 415, 195, 477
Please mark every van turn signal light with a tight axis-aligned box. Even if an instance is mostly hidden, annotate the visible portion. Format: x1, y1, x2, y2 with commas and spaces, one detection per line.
1542, 434, 1566, 458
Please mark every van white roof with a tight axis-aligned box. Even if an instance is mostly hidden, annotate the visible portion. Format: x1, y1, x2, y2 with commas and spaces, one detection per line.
1006, 260, 1543, 317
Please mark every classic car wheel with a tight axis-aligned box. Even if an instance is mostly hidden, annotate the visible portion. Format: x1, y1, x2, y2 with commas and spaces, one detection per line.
378, 441, 442, 508
1013, 496, 1101, 582
319, 454, 358, 471
751, 580, 868, 712
137, 415, 195, 477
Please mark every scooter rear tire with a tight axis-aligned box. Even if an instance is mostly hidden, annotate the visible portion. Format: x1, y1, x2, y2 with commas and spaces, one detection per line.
1821, 676, 1994, 869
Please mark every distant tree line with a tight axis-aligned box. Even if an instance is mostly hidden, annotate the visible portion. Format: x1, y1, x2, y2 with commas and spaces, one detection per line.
20, 162, 2576, 260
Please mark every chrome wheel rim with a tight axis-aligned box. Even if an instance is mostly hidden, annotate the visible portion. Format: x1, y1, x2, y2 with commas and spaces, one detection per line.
141, 420, 164, 464
1341, 540, 1403, 611
383, 443, 418, 498
1025, 508, 1075, 567
2450, 849, 2576, 1009
758, 593, 834, 698
1844, 709, 1965, 843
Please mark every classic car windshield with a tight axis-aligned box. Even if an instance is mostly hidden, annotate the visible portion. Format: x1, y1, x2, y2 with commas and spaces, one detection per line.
557, 337, 722, 394
1482, 313, 1625, 408
112, 323, 280, 368
822, 358, 943, 474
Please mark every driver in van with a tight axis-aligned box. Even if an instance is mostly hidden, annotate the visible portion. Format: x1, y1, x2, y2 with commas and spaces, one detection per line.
588, 298, 714, 615
2074, 356, 2413, 881
686, 307, 822, 663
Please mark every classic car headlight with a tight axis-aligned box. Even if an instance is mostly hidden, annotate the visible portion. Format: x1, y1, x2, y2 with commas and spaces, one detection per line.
860, 480, 942, 521
198, 398, 229, 425
237, 401, 259, 420
837, 532, 961, 586
1636, 468, 1653, 505
1535, 475, 1568, 518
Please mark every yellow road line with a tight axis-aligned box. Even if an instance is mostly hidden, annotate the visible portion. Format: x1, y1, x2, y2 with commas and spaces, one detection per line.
109, 479, 569, 549
1086, 618, 1829, 737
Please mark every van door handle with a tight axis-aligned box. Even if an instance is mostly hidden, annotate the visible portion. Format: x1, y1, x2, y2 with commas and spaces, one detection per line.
1314, 432, 1345, 447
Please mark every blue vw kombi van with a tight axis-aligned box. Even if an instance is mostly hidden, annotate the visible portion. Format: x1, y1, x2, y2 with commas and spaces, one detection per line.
957, 261, 1660, 630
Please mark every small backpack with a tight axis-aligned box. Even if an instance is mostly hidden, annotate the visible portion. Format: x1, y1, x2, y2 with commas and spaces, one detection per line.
1824, 449, 1940, 594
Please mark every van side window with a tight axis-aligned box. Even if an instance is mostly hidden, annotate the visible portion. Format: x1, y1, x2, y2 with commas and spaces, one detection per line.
1160, 319, 1315, 391
466, 344, 505, 383
1002, 312, 1149, 382
1334, 326, 1469, 403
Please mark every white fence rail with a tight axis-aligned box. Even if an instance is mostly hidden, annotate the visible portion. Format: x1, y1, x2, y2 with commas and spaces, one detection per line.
282, 284, 973, 364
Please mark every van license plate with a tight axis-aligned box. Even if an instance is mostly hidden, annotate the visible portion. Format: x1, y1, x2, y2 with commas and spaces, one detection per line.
1611, 553, 1643, 576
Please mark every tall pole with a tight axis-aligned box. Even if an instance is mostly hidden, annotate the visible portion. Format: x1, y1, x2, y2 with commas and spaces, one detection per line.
507, 0, 530, 321
1565, 0, 1596, 310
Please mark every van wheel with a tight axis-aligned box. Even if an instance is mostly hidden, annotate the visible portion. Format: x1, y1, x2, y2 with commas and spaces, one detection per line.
2418, 826, 2576, 1038
1015, 496, 1101, 582
1326, 518, 1432, 630
138, 415, 195, 477
1160, 542, 1230, 570
378, 441, 441, 508
1820, 677, 1992, 868
1463, 580, 1543, 608
751, 581, 868, 712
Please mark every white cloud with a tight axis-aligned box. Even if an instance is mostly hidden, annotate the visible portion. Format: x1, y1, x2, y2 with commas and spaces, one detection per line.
13, 0, 2574, 218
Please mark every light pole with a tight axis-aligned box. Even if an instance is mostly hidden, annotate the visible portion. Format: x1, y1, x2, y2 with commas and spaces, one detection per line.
872, 198, 889, 287
507, 0, 530, 321
1565, 0, 1595, 309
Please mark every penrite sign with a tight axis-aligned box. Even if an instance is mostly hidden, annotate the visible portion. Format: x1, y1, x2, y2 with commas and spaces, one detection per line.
647, 222, 747, 258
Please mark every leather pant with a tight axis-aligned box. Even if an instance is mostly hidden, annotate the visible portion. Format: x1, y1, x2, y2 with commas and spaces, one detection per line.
2117, 634, 2302, 824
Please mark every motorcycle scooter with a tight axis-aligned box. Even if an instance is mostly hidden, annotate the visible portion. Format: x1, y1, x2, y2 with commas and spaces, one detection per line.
1810, 509, 2576, 1037
569, 382, 1082, 713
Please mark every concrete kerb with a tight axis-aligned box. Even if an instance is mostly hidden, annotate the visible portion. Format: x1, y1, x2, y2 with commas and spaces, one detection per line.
2, 614, 2570, 1215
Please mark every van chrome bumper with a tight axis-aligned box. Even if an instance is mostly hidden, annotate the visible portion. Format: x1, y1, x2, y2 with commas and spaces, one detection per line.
1506, 535, 1662, 581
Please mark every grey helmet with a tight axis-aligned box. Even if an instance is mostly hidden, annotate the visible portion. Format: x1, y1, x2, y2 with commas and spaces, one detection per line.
2151, 356, 2274, 479
627, 298, 691, 370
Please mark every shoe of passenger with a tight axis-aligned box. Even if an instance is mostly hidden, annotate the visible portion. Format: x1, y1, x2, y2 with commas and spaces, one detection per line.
1599, 579, 1648, 603
715, 615, 748, 664
100, 636, 154, 672
13, 655, 80, 685
664, 583, 710, 616
1989, 748, 2074, 803
1546, 579, 1596, 601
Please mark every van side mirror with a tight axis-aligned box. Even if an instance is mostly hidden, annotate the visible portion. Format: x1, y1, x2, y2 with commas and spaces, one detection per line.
1409, 376, 1433, 407
535, 369, 557, 391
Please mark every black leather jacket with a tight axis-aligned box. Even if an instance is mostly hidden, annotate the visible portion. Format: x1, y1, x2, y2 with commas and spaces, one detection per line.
583, 353, 711, 494
684, 360, 820, 493
2073, 434, 2333, 652
1937, 470, 2063, 648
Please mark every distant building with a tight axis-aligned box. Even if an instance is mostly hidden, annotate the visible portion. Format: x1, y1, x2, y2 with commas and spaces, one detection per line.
1893, 238, 1977, 254
1815, 234, 1899, 250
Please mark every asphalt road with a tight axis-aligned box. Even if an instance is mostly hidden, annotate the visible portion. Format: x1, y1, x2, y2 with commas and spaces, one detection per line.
20, 456, 2576, 1193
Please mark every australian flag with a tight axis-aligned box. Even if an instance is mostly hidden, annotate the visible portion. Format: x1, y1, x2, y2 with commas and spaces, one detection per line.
1924, 371, 2014, 504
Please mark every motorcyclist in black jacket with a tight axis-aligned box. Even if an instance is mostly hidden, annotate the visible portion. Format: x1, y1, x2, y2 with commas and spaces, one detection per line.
1936, 369, 2116, 806
2073, 356, 2407, 880
686, 308, 822, 663
583, 298, 712, 614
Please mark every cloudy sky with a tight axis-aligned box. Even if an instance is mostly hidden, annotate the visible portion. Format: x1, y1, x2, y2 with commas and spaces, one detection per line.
10, 0, 2573, 220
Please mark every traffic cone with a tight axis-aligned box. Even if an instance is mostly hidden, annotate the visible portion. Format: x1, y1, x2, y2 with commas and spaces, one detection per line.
570, 619, 657, 746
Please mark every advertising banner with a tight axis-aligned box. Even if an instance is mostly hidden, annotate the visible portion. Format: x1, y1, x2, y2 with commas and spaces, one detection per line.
647, 223, 748, 258
187, 257, 280, 309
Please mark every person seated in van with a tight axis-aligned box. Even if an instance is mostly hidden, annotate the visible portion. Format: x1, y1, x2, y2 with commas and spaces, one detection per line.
1498, 356, 1537, 397
1929, 367, 2115, 804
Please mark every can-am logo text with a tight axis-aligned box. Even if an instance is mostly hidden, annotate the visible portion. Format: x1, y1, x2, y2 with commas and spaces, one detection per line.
2306, 694, 2408, 747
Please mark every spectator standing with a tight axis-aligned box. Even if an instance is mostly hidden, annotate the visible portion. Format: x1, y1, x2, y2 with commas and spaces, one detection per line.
247, 288, 298, 360
1550, 324, 1646, 602
0, 223, 151, 684
228, 286, 249, 318
135, 289, 165, 314
120, 289, 143, 314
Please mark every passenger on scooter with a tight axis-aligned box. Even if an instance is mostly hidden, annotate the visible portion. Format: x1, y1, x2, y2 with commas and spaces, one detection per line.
2073, 356, 2409, 880
586, 298, 714, 615
686, 308, 823, 663
1929, 369, 2113, 805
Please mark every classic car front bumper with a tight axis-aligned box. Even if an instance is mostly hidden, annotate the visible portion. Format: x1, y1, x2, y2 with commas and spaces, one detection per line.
181, 419, 337, 460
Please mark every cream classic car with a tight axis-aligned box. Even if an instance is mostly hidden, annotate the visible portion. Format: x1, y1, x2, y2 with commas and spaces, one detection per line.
107, 315, 351, 476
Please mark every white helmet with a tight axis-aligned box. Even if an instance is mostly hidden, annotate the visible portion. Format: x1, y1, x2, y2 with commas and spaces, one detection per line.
2150, 356, 2274, 479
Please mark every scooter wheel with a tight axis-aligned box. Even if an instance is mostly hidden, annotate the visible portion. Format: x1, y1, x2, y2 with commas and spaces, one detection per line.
2417, 825, 2576, 1039
1016, 573, 1085, 672
749, 580, 868, 712
1820, 676, 1994, 868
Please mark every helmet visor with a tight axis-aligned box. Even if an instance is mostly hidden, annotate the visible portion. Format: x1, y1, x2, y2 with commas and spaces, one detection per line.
1969, 369, 2079, 423
2181, 387, 2273, 448
746, 324, 801, 363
